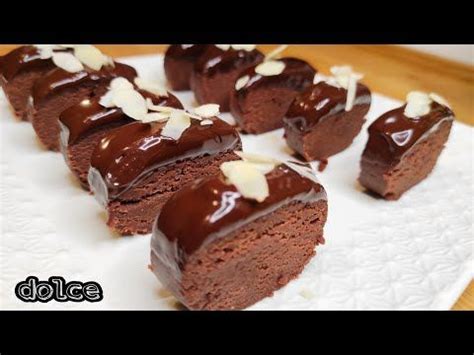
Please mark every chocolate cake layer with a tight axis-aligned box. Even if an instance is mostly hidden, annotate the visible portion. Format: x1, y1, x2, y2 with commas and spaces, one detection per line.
359, 102, 454, 200
88, 118, 241, 235
190, 46, 264, 111
164, 45, 210, 90
230, 57, 316, 133
28, 62, 137, 151
150, 166, 328, 310
284, 81, 371, 161
59, 90, 183, 189
0, 46, 59, 120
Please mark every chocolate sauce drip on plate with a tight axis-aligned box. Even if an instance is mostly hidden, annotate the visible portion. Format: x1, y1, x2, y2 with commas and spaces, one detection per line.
284, 81, 372, 132
89, 118, 240, 203
364, 101, 454, 167
152, 166, 327, 266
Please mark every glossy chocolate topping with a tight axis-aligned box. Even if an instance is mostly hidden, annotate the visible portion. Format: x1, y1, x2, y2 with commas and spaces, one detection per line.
0, 46, 61, 82
152, 166, 327, 266
234, 57, 316, 99
285, 81, 371, 132
165, 45, 211, 62
89, 117, 241, 203
364, 101, 454, 167
59, 90, 183, 145
31, 62, 137, 103
193, 45, 264, 76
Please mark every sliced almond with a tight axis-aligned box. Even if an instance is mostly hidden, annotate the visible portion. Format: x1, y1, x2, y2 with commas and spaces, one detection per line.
265, 45, 288, 61
215, 45, 231, 51
51, 52, 84, 73
233, 152, 279, 175
110, 77, 134, 91
255, 60, 286, 76
221, 161, 269, 202
146, 98, 174, 113
34, 45, 57, 59
161, 110, 191, 140
429, 92, 450, 108
194, 104, 220, 118
234, 151, 280, 165
112, 90, 147, 120
345, 74, 357, 111
200, 119, 214, 126
140, 112, 171, 123
313, 73, 329, 85
99, 91, 115, 108
74, 45, 109, 71
330, 65, 363, 90
231, 45, 256, 51
134, 77, 168, 97
404, 91, 432, 118
38, 46, 54, 59
235, 75, 250, 90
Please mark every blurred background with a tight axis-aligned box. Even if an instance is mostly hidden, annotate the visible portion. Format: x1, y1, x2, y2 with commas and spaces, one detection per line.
401, 45, 473, 65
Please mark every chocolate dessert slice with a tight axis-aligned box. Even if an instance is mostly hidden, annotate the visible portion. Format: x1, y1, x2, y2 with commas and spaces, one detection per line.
190, 45, 264, 112
164, 45, 210, 91
150, 154, 327, 310
88, 105, 241, 235
59, 77, 183, 190
0, 45, 70, 120
359, 91, 454, 200
284, 67, 371, 162
230, 57, 316, 134
27, 47, 137, 151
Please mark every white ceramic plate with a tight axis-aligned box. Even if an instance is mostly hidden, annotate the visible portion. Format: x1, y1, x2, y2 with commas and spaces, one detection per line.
0, 54, 472, 310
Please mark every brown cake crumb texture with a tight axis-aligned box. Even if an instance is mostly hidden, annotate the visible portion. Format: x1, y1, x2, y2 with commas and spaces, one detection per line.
107, 150, 240, 235
285, 105, 367, 161
360, 120, 452, 200
151, 199, 327, 310
233, 87, 300, 134
2, 69, 51, 121
191, 70, 239, 112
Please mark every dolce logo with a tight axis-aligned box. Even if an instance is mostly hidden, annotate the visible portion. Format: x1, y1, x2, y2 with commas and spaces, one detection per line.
15, 276, 103, 303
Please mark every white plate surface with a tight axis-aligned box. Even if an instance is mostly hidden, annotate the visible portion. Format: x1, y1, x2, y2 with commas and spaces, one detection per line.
0, 54, 472, 310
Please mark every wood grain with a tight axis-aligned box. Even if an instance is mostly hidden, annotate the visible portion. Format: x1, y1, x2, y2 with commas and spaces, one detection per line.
0, 44, 472, 309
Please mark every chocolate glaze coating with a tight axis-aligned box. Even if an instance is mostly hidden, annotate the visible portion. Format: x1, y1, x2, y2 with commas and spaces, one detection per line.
152, 165, 327, 267
362, 101, 454, 168
193, 46, 264, 76
59, 90, 183, 145
31, 62, 137, 103
164, 45, 211, 90
88, 117, 241, 204
0, 46, 61, 82
233, 57, 316, 99
284, 81, 372, 132
190, 46, 264, 110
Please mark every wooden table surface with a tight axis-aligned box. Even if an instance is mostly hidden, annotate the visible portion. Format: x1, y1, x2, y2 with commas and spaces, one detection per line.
1, 44, 472, 310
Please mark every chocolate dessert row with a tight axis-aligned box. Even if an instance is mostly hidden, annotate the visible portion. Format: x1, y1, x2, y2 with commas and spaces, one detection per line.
1, 44, 455, 310
1, 45, 329, 310
164, 45, 455, 200
164, 45, 317, 133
